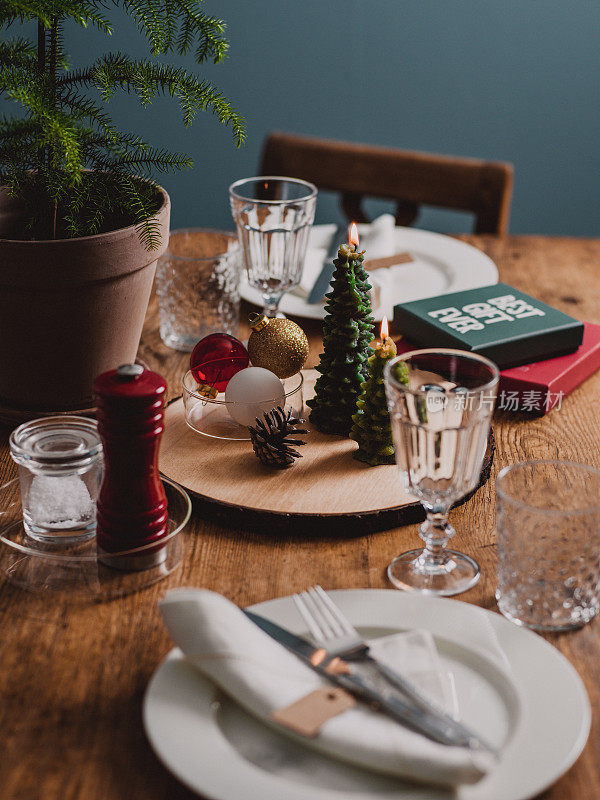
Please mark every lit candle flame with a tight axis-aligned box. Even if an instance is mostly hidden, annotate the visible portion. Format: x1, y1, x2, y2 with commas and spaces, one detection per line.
349, 222, 359, 247
380, 316, 389, 341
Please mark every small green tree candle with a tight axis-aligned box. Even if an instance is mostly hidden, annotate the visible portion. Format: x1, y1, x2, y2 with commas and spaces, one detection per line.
350, 323, 397, 465
308, 235, 375, 435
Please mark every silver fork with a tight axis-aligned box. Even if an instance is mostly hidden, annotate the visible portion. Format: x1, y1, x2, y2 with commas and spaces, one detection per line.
293, 585, 498, 758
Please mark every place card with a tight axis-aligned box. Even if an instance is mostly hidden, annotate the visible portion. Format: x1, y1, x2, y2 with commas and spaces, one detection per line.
270, 686, 356, 738
365, 252, 413, 271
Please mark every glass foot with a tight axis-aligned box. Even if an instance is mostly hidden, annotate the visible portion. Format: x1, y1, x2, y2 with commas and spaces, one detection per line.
387, 548, 480, 596
262, 309, 286, 319
159, 327, 197, 352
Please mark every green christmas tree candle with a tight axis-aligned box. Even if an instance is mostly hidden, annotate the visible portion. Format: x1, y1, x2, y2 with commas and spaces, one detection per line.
350, 318, 398, 465
308, 225, 375, 435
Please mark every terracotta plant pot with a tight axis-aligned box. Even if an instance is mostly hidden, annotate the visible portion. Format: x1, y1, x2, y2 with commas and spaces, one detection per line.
0, 186, 170, 412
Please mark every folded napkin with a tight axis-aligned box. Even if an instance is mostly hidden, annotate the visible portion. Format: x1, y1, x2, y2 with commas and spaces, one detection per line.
295, 214, 397, 301
159, 589, 495, 787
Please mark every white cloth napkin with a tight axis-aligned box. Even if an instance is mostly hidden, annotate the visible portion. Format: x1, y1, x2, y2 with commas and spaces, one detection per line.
159, 589, 495, 787
295, 214, 397, 301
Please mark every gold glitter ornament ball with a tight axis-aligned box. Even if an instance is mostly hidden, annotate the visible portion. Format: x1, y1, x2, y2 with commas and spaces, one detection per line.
247, 313, 309, 379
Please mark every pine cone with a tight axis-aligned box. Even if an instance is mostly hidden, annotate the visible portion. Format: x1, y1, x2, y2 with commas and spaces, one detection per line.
248, 406, 308, 468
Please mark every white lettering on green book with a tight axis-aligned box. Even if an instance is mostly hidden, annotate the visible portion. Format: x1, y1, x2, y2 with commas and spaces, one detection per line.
428, 293, 546, 333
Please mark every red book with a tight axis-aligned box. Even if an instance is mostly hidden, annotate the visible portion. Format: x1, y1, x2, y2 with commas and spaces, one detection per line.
394, 322, 600, 415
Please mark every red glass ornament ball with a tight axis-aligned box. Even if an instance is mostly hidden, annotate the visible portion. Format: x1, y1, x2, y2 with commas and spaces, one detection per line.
190, 333, 250, 392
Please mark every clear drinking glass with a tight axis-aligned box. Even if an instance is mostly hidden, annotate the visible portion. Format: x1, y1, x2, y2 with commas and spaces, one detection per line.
229, 176, 317, 318
157, 229, 242, 351
384, 349, 499, 596
496, 460, 600, 631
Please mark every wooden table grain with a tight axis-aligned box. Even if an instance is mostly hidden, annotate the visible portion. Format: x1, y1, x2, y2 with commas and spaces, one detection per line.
1, 235, 599, 800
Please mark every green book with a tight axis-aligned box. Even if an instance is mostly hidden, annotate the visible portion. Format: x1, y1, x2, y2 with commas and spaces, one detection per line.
393, 283, 584, 368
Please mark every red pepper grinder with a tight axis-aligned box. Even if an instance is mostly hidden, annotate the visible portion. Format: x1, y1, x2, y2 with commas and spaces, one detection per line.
94, 363, 168, 571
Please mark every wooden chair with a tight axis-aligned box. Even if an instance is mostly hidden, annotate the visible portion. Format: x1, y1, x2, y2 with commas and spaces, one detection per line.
260, 132, 513, 235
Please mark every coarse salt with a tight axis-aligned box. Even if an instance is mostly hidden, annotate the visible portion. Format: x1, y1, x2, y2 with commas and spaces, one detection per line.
28, 475, 94, 526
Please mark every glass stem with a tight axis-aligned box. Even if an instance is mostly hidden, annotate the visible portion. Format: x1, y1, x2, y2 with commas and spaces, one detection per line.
262, 293, 283, 318
416, 505, 455, 571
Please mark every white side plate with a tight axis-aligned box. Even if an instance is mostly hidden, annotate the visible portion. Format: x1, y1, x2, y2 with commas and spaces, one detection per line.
238, 228, 499, 321
144, 590, 590, 800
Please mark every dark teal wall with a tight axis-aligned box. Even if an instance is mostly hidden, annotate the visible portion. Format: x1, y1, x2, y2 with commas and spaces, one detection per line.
3, 2, 599, 234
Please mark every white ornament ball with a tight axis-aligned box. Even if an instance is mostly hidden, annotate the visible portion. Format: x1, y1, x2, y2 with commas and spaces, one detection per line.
225, 367, 285, 427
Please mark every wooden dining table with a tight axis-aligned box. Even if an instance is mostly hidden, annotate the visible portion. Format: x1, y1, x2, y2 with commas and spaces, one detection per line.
0, 234, 599, 800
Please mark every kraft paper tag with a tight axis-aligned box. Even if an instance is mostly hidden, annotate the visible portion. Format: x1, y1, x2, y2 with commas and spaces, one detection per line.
270, 687, 356, 738
365, 252, 414, 271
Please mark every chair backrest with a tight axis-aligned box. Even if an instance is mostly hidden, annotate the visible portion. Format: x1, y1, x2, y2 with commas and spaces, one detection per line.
260, 132, 513, 235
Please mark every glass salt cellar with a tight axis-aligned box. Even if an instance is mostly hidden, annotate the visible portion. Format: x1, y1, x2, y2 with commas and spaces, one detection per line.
9, 416, 103, 544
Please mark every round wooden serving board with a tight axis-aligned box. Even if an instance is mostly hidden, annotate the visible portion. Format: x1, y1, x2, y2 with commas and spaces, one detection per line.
159, 370, 495, 534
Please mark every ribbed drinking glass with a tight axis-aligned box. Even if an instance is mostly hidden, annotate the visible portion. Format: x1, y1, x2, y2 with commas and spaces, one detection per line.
157, 229, 241, 352
496, 460, 600, 631
384, 349, 499, 596
229, 176, 317, 318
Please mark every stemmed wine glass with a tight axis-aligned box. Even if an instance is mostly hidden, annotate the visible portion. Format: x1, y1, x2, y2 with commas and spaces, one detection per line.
229, 176, 317, 318
384, 349, 499, 596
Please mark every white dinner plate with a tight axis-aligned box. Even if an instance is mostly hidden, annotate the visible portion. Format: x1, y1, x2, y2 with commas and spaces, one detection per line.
144, 590, 590, 800
238, 228, 498, 321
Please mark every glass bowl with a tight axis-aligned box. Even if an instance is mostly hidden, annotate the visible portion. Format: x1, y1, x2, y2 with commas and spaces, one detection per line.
0, 476, 191, 600
182, 369, 304, 441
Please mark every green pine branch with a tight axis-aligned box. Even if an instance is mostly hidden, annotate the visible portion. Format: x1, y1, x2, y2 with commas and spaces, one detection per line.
113, 173, 161, 249
122, 0, 229, 63
56, 54, 244, 142
0, 37, 37, 67
0, 0, 246, 248
1, 2, 112, 33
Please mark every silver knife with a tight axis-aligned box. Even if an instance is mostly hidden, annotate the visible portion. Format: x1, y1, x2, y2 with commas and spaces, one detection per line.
244, 610, 498, 756
307, 224, 346, 304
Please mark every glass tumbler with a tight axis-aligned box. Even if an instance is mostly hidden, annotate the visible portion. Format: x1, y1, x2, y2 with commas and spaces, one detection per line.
496, 460, 600, 631
157, 229, 242, 351
9, 416, 104, 544
384, 349, 499, 596
229, 176, 317, 318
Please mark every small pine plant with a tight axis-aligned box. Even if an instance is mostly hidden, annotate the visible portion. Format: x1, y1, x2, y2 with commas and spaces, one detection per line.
0, 2, 245, 248
307, 242, 375, 435
349, 337, 397, 466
